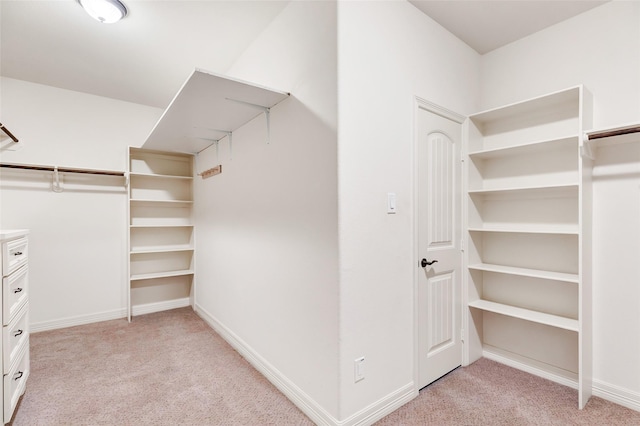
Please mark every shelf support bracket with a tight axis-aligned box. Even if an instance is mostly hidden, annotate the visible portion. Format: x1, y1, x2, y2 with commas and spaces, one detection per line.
195, 128, 232, 160
225, 98, 272, 144
580, 134, 595, 160
51, 166, 63, 193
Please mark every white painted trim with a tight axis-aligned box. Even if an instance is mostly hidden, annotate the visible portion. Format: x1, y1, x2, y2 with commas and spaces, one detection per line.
31, 308, 126, 333
483, 349, 578, 390
30, 298, 192, 333
195, 303, 415, 426
194, 304, 338, 425
336, 383, 416, 426
412, 97, 421, 393
593, 379, 640, 413
415, 96, 466, 124
132, 297, 191, 316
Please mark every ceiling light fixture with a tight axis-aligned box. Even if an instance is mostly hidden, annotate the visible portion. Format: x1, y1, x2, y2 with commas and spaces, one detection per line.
78, 0, 128, 24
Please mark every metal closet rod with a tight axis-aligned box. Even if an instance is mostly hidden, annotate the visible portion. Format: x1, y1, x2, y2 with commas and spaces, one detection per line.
0, 123, 19, 143
586, 125, 640, 140
0, 162, 125, 176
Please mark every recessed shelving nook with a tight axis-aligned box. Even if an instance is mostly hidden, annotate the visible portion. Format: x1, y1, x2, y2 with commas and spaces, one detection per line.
464, 86, 593, 408
127, 147, 195, 321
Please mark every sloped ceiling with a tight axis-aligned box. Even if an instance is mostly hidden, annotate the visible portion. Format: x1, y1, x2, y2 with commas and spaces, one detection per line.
0, 0, 289, 108
1, 1, 610, 108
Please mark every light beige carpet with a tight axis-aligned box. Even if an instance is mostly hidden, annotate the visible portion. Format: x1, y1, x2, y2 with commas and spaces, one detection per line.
375, 359, 640, 425
10, 307, 640, 425
11, 308, 313, 425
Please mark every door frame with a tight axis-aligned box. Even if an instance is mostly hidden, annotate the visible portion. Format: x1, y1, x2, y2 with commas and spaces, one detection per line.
413, 96, 466, 392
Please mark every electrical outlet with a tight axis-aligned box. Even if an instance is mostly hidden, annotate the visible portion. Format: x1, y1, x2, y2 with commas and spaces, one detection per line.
354, 356, 365, 382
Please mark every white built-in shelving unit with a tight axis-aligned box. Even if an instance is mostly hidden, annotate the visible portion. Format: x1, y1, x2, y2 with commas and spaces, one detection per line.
464, 86, 593, 408
127, 147, 195, 321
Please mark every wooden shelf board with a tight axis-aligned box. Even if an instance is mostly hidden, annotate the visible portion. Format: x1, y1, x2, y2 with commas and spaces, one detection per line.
130, 224, 194, 228
468, 135, 578, 159
130, 172, 193, 180
130, 247, 194, 255
143, 68, 289, 154
468, 224, 579, 235
130, 199, 193, 207
468, 263, 579, 283
130, 270, 194, 281
469, 299, 579, 332
469, 86, 581, 126
468, 183, 578, 196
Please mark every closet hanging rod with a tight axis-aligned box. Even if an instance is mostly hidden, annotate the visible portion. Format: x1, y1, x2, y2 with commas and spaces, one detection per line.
0, 162, 125, 176
585, 124, 640, 140
0, 123, 19, 143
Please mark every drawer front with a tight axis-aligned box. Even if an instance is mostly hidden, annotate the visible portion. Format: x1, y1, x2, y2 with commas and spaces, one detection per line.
2, 265, 28, 325
4, 344, 29, 424
3, 303, 28, 374
2, 237, 28, 277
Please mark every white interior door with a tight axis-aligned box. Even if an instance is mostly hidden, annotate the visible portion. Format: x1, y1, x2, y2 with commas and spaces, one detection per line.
417, 103, 463, 389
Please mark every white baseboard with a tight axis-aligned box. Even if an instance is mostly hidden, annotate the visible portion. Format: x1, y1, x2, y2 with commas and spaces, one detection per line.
131, 297, 190, 317
194, 303, 338, 425
338, 382, 416, 426
31, 307, 126, 333
593, 379, 640, 412
194, 303, 416, 426
482, 349, 640, 413
482, 348, 578, 390
31, 298, 191, 333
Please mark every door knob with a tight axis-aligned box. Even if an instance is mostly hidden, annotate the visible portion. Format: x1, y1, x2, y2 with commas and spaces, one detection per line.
421, 258, 438, 267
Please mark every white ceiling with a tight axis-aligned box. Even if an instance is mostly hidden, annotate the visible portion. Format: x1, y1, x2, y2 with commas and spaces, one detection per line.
0, 0, 611, 109
0, 0, 289, 108
409, 0, 610, 54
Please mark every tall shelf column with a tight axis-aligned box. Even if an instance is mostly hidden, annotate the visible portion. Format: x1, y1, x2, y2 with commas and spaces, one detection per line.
127, 148, 195, 321
463, 86, 593, 408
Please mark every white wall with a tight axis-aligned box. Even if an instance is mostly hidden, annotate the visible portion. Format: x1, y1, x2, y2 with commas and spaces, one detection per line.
480, 0, 640, 405
0, 77, 161, 329
192, 1, 340, 421
337, 1, 479, 421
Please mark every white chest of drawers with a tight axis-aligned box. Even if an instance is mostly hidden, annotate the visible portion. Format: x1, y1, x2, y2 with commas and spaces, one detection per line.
0, 230, 29, 424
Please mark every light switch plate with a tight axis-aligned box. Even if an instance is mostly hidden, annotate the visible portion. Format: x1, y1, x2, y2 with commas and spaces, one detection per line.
387, 193, 396, 214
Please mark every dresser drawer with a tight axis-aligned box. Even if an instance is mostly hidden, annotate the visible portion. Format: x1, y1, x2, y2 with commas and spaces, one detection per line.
3, 303, 28, 375
2, 265, 27, 325
3, 344, 28, 424
2, 237, 27, 278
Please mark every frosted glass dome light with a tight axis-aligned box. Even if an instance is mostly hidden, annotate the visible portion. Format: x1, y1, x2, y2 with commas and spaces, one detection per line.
78, 0, 128, 24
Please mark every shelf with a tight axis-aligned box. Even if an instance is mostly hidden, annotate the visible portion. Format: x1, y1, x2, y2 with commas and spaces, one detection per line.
130, 247, 194, 255
143, 68, 289, 154
130, 224, 194, 229
130, 269, 194, 281
130, 172, 193, 180
468, 136, 578, 159
468, 263, 579, 283
130, 199, 193, 207
465, 85, 590, 409
468, 183, 578, 197
469, 87, 581, 127
468, 300, 579, 332
128, 147, 195, 322
468, 224, 579, 235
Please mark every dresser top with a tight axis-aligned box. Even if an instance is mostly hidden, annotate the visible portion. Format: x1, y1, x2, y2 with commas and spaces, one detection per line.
0, 229, 29, 240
